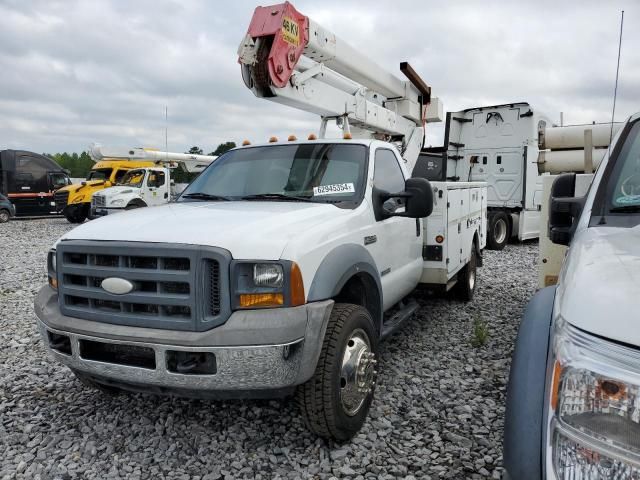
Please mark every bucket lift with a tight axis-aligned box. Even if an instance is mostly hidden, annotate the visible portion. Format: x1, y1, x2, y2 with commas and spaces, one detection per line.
237, 1, 443, 169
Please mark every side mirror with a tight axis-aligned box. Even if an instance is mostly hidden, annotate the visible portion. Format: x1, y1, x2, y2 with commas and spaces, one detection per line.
403, 177, 434, 218
549, 173, 584, 246
373, 178, 434, 221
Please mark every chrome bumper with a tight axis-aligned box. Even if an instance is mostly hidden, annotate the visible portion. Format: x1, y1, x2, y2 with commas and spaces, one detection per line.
35, 286, 334, 395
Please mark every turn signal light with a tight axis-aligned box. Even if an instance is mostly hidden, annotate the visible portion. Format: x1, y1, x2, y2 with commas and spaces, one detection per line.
435, 235, 444, 244
239, 293, 284, 308
551, 360, 563, 410
290, 262, 305, 307
269, 136, 278, 143
49, 277, 58, 289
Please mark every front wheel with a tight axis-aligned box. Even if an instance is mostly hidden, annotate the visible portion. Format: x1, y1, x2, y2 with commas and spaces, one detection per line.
0, 209, 10, 223
63, 205, 88, 224
296, 303, 378, 442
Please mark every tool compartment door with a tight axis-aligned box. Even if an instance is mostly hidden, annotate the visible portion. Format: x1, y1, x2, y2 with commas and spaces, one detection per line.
446, 187, 464, 275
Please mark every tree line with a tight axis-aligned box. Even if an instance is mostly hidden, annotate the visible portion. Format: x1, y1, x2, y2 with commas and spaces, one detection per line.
43, 142, 236, 179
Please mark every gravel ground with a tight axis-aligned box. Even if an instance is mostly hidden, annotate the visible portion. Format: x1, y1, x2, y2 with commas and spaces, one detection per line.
0, 217, 538, 480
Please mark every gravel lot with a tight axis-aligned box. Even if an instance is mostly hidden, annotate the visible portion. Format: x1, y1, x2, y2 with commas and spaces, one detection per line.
0, 218, 538, 480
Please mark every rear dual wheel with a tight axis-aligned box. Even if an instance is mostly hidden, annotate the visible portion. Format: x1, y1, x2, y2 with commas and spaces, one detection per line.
297, 304, 378, 442
487, 211, 510, 250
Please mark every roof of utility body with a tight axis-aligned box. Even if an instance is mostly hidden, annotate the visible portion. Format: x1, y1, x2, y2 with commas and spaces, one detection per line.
460, 102, 530, 112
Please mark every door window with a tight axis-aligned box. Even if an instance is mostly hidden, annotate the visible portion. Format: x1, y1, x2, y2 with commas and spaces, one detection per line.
147, 171, 166, 188
374, 149, 405, 193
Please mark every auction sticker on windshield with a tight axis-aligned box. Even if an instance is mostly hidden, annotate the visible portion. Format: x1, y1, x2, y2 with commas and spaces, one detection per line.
313, 183, 356, 196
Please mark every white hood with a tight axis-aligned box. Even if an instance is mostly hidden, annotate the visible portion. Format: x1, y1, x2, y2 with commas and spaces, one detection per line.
556, 225, 640, 346
98, 186, 137, 197
60, 201, 347, 259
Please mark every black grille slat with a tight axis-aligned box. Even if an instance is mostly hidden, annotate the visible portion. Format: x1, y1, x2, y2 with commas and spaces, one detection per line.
207, 260, 221, 317
57, 241, 230, 332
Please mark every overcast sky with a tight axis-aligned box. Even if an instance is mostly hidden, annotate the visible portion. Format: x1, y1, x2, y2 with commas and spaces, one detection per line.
0, 0, 637, 154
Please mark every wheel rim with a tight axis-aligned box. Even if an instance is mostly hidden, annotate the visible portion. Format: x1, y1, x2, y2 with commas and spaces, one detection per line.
493, 218, 507, 245
340, 328, 376, 416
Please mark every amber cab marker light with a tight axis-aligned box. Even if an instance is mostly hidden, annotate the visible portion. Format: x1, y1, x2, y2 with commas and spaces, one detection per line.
239, 293, 284, 308
242, 139, 251, 146
288, 135, 297, 142
435, 235, 444, 244
49, 277, 58, 289
308, 133, 317, 140
290, 262, 305, 306
343, 132, 352, 140
550, 361, 563, 410
269, 136, 278, 143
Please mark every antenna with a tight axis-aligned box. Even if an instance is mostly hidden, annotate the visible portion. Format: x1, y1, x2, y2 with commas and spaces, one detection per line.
164, 106, 168, 163
610, 10, 624, 143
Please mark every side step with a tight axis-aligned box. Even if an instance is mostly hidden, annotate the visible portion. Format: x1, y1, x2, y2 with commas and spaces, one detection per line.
380, 298, 419, 341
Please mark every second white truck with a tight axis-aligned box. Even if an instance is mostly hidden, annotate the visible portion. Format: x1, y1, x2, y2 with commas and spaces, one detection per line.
34, 1, 486, 441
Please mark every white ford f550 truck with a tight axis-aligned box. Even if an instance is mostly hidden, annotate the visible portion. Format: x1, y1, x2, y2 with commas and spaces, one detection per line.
504, 112, 640, 478
34, 1, 486, 441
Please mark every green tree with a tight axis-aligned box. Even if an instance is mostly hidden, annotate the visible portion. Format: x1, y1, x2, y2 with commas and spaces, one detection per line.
208, 142, 236, 156
187, 146, 203, 155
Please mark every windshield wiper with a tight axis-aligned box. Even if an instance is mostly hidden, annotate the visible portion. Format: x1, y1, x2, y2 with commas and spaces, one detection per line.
610, 205, 640, 213
181, 192, 233, 201
240, 193, 314, 202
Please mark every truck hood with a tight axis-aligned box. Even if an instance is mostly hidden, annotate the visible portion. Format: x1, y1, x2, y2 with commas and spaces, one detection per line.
556, 225, 640, 346
59, 201, 347, 259
97, 186, 137, 197
59, 180, 107, 193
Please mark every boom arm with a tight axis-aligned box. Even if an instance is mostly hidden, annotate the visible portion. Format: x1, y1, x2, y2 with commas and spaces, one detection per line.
237, 1, 443, 169
88, 144, 217, 173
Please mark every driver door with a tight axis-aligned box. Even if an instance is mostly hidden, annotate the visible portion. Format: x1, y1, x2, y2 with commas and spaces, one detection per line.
145, 170, 167, 206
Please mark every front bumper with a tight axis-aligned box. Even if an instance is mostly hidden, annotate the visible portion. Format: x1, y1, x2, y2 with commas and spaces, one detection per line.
35, 286, 333, 396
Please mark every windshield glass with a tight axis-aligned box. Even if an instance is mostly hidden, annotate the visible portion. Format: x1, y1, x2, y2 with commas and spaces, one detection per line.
179, 143, 368, 205
610, 120, 640, 209
87, 168, 113, 181
118, 169, 145, 188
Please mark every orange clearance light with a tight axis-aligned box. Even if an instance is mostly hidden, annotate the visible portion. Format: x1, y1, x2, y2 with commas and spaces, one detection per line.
290, 262, 305, 307
343, 132, 353, 140
269, 136, 278, 143
435, 235, 444, 244
551, 361, 563, 410
288, 135, 297, 142
239, 293, 284, 308
49, 277, 58, 289
308, 133, 317, 140
242, 139, 251, 146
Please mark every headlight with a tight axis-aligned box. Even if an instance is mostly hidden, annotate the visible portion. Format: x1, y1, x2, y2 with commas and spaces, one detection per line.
253, 264, 284, 287
548, 319, 640, 478
232, 261, 304, 309
47, 249, 58, 289
111, 199, 125, 206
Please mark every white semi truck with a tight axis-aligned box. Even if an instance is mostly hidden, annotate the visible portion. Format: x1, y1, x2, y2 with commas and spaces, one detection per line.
504, 113, 640, 479
34, 1, 486, 441
88, 145, 216, 216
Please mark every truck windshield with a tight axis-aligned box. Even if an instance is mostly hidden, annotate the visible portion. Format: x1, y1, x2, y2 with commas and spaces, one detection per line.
179, 143, 368, 205
118, 170, 145, 188
609, 120, 640, 212
87, 168, 113, 181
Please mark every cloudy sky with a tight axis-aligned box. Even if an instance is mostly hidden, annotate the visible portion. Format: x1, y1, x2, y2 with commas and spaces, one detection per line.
0, 0, 637, 154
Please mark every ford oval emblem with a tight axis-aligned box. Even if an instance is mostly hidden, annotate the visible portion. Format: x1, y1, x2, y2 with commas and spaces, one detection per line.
101, 277, 134, 295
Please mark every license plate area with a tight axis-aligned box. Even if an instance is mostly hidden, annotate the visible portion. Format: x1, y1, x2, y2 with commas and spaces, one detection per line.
79, 340, 156, 369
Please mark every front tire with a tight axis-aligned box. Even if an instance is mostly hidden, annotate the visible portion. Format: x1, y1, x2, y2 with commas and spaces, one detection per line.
63, 204, 88, 224
487, 211, 510, 250
296, 303, 378, 442
0, 209, 10, 223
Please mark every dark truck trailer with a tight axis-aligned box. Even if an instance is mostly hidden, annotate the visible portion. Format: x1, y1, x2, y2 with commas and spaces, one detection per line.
0, 150, 70, 216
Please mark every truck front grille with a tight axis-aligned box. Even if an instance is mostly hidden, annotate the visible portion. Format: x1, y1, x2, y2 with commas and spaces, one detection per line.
54, 190, 69, 212
92, 195, 106, 208
56, 241, 231, 332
